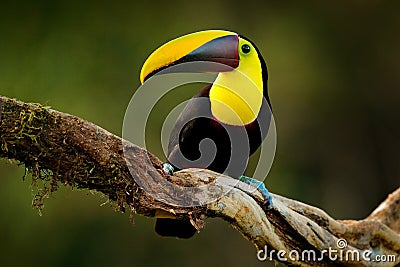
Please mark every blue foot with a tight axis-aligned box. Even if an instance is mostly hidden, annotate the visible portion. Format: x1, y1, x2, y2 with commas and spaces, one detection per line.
238, 176, 273, 209
163, 163, 175, 175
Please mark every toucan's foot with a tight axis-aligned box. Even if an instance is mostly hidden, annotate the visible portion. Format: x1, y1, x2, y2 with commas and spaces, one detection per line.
238, 176, 273, 209
163, 163, 175, 175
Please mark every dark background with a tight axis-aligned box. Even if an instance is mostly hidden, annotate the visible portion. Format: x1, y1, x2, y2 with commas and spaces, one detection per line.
0, 1, 399, 266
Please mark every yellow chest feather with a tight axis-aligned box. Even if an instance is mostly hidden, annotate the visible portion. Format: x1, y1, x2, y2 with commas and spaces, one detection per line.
209, 57, 263, 126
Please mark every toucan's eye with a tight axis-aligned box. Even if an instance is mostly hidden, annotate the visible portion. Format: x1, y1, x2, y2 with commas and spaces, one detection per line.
241, 44, 251, 54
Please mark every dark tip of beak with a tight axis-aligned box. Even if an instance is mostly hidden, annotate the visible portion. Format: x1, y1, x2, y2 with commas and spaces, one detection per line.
181, 35, 239, 68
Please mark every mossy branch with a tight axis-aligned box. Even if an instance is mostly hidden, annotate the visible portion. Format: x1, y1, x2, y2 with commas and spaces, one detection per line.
0, 96, 399, 266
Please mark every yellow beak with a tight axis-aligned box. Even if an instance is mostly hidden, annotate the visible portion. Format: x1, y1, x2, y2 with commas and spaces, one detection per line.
140, 30, 240, 84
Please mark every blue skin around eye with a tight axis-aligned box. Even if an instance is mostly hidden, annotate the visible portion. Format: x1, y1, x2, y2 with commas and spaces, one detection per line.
162, 163, 273, 209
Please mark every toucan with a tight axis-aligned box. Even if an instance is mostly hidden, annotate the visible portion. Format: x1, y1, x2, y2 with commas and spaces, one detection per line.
140, 30, 273, 239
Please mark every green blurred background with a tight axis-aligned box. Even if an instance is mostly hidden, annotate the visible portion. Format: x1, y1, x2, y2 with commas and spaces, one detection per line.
1, 1, 399, 266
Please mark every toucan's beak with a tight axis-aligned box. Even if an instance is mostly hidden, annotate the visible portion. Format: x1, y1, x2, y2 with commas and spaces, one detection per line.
140, 30, 239, 83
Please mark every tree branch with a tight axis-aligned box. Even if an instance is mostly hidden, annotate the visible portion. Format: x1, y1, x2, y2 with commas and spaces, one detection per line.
0, 96, 399, 266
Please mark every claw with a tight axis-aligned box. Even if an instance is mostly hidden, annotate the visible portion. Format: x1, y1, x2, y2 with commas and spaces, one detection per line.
239, 176, 273, 209
163, 163, 175, 175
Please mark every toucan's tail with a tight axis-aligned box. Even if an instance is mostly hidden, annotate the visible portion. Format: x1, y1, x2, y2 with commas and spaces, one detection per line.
155, 218, 197, 239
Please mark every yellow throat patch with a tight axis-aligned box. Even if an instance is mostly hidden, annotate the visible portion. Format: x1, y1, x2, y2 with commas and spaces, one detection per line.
209, 38, 263, 126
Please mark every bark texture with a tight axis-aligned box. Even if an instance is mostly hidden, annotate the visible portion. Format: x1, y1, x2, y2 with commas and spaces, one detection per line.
0, 96, 399, 266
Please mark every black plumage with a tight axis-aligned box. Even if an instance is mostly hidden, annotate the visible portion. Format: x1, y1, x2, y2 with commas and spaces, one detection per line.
156, 46, 271, 238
